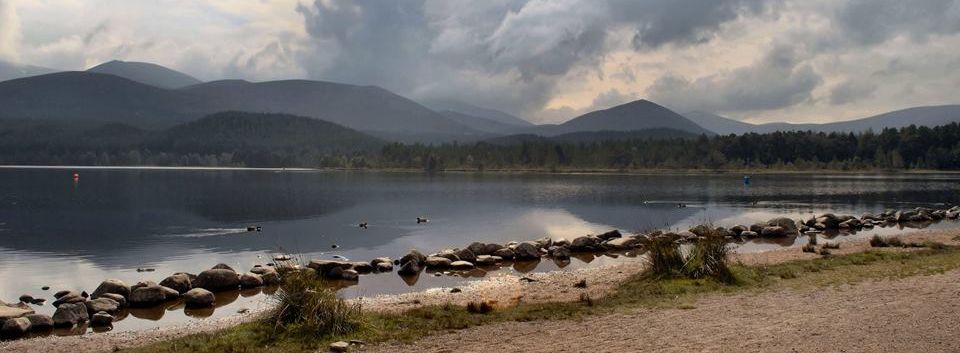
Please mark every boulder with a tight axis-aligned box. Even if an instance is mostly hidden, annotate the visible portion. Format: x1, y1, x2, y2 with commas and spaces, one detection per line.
474, 255, 500, 266
596, 230, 622, 241
450, 261, 475, 270
434, 250, 460, 262
193, 269, 240, 291
397, 260, 421, 276
513, 242, 541, 260
99, 293, 127, 308
375, 262, 394, 272
534, 237, 554, 249
424, 256, 453, 268
548, 246, 571, 259
330, 341, 350, 352
760, 226, 788, 238
85, 297, 120, 315
307, 260, 352, 274
160, 285, 181, 300
492, 247, 515, 260
53, 290, 71, 299
569, 236, 600, 251
52, 302, 88, 327
483, 243, 505, 255
400, 249, 427, 266
370, 257, 392, 267
1, 317, 31, 338
211, 263, 235, 271
767, 217, 799, 234
729, 225, 747, 235
0, 304, 33, 321
553, 238, 571, 247
250, 265, 272, 275
52, 291, 85, 308
605, 236, 640, 250
25, 314, 53, 331
91, 279, 131, 299
261, 271, 281, 286
159, 274, 192, 294
129, 284, 168, 307
688, 225, 713, 237
183, 288, 216, 308
90, 311, 113, 327
454, 248, 477, 263
18, 294, 34, 303
740, 230, 759, 238
239, 273, 264, 288
349, 262, 374, 274
466, 242, 489, 256
340, 270, 359, 281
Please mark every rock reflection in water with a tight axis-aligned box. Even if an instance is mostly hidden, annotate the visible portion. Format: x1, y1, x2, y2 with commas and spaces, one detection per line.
512, 259, 540, 273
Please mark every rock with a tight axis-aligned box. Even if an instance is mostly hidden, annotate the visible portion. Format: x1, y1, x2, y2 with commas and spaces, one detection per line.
349, 262, 374, 274
729, 225, 747, 235
948, 211, 959, 219
375, 262, 394, 272
18, 294, 34, 303
434, 250, 460, 262
474, 255, 500, 266
90, 311, 113, 327
605, 236, 640, 250
261, 271, 281, 285
553, 238, 571, 247
160, 286, 180, 300
1, 317, 31, 338
159, 274, 192, 294
25, 314, 53, 331
450, 261, 475, 270
596, 230, 622, 241
767, 217, 799, 234
340, 270, 359, 281
740, 230, 759, 238
211, 263, 235, 271
240, 273, 264, 288
569, 236, 600, 251
492, 247, 515, 260
454, 248, 477, 263
53, 290, 71, 299
425, 256, 453, 268
52, 302, 88, 327
129, 284, 168, 307
400, 249, 427, 266
760, 226, 788, 238
52, 292, 85, 307
534, 237, 554, 249
397, 260, 421, 276
193, 269, 240, 291
370, 257, 392, 267
483, 243, 505, 255
466, 242, 489, 256
549, 245, 571, 259
85, 297, 120, 315
330, 341, 350, 352
98, 293, 127, 308
688, 225, 713, 237
307, 260, 352, 274
91, 279, 131, 299
513, 242, 541, 260
183, 288, 216, 308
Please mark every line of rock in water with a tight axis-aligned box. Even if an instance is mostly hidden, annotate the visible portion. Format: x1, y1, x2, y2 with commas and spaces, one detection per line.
3, 205, 957, 340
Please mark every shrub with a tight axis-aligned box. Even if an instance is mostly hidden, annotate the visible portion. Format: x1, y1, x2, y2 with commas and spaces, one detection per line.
265, 270, 361, 337
641, 233, 685, 278
683, 235, 734, 283
466, 301, 494, 314
802, 244, 816, 253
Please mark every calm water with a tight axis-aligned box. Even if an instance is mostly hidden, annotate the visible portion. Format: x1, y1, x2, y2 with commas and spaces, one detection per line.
1, 167, 959, 334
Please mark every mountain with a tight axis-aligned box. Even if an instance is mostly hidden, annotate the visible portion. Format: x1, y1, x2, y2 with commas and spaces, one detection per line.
486, 128, 700, 145
532, 99, 713, 136
421, 99, 532, 127
180, 79, 479, 137
0, 71, 207, 128
0, 60, 56, 82
159, 111, 383, 153
683, 111, 757, 135
438, 110, 523, 134
87, 60, 202, 89
691, 105, 960, 135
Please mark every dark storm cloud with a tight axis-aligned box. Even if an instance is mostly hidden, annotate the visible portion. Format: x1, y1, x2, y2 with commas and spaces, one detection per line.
646, 43, 823, 112
293, 0, 773, 117
835, 0, 960, 46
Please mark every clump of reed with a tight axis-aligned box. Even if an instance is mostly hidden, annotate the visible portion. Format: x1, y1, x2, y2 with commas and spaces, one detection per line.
579, 293, 594, 306
641, 228, 734, 284
466, 301, 494, 314
870, 235, 904, 247
265, 269, 361, 337
822, 242, 841, 249
802, 244, 816, 253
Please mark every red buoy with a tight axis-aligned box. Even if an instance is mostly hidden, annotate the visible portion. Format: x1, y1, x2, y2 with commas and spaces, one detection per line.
72, 172, 79, 181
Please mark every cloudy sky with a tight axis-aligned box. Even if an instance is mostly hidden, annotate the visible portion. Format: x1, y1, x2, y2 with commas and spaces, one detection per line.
0, 0, 958, 124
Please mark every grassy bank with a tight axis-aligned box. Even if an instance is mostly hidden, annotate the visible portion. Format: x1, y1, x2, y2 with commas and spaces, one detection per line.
124, 245, 960, 353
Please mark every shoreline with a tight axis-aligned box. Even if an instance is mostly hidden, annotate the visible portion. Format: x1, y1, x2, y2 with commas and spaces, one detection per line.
2, 164, 960, 176
4, 227, 960, 353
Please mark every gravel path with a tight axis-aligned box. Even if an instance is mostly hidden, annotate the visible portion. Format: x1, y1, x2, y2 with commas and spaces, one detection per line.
363, 264, 960, 353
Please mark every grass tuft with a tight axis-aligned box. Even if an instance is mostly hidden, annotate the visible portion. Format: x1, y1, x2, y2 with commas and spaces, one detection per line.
466, 301, 494, 314
266, 270, 362, 338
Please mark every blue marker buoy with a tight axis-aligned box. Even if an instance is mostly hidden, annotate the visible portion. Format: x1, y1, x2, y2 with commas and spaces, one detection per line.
743, 175, 751, 186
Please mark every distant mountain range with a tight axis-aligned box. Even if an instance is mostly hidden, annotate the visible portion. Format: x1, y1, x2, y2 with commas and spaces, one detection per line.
87, 60, 202, 89
1, 59, 959, 143
684, 105, 960, 135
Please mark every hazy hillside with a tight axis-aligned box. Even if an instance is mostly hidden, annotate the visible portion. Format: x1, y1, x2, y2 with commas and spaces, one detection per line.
0, 72, 206, 128
159, 111, 384, 153
531, 100, 712, 136
180, 79, 479, 137
683, 111, 756, 135
690, 105, 960, 135
486, 128, 700, 145
87, 60, 202, 89
422, 99, 532, 127
0, 60, 56, 82
439, 110, 523, 134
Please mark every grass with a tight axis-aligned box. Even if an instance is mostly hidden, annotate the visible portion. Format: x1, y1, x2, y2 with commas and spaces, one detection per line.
123, 243, 960, 353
